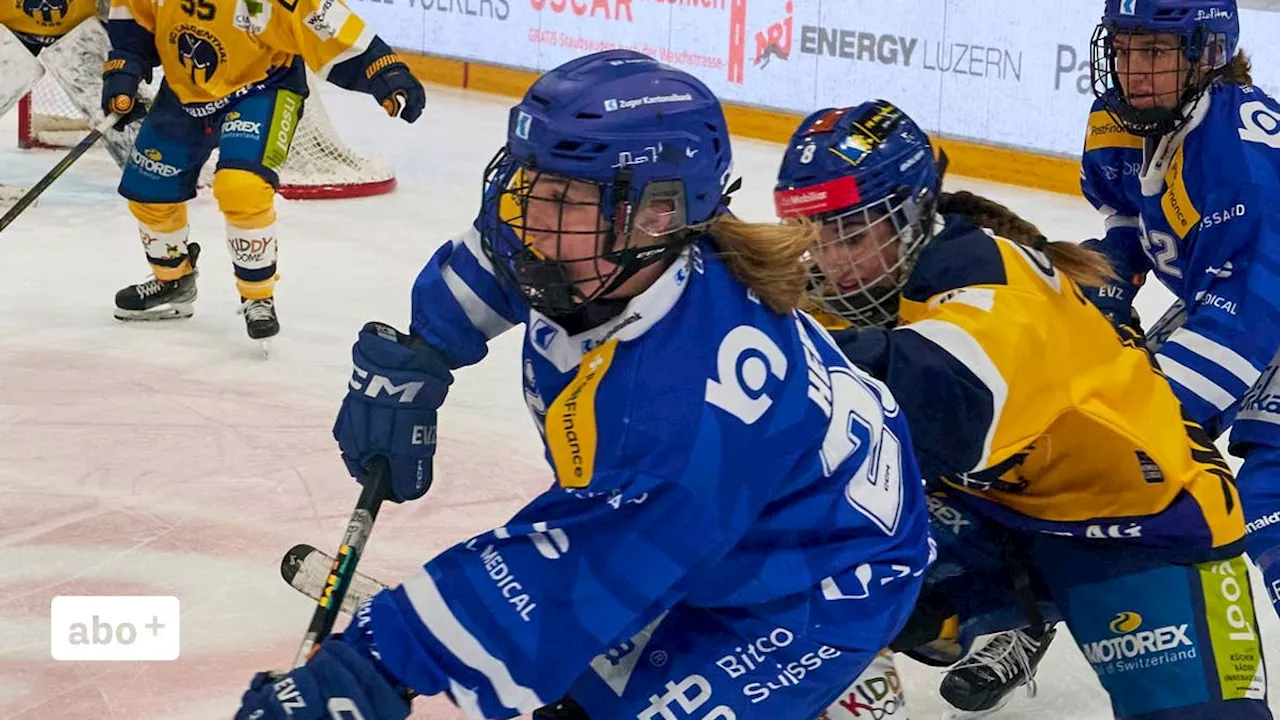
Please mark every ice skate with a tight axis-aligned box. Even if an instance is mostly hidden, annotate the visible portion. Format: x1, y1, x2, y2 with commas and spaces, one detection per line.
113, 242, 200, 321
940, 624, 1057, 718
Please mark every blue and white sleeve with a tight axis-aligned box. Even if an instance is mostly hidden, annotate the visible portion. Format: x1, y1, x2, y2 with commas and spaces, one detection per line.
409, 224, 528, 368
1080, 144, 1151, 278
351, 470, 731, 718
1157, 184, 1280, 438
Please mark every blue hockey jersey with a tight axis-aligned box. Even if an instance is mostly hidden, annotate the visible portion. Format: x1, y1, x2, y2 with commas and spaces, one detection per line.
1081, 83, 1280, 449
353, 223, 934, 718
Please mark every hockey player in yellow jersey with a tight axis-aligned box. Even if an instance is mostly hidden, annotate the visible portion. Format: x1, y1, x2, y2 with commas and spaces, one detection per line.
1, 0, 95, 52
103, 0, 424, 343
775, 101, 1269, 720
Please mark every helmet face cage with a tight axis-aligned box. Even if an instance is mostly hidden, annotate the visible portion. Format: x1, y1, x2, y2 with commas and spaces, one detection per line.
806, 186, 935, 328
1090, 22, 1232, 136
479, 147, 692, 319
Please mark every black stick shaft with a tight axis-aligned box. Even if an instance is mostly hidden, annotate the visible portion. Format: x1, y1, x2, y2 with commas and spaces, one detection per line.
0, 113, 118, 234
293, 458, 390, 667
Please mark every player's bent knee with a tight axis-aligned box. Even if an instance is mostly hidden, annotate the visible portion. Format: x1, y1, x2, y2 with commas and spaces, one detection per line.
127, 200, 188, 233
212, 169, 276, 230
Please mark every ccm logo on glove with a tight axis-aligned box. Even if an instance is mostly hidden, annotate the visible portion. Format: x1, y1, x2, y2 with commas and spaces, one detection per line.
349, 366, 425, 403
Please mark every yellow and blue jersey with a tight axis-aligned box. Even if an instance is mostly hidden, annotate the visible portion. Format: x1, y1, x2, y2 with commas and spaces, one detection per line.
347, 223, 934, 717
107, 0, 397, 116
829, 216, 1245, 562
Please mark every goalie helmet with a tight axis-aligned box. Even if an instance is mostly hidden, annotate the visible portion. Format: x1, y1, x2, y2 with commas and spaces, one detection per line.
1090, 0, 1240, 136
478, 49, 733, 325
773, 100, 941, 328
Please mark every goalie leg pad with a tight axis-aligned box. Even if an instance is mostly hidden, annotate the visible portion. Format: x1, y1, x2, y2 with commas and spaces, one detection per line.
0, 26, 45, 120
38, 19, 140, 168
36, 19, 109, 122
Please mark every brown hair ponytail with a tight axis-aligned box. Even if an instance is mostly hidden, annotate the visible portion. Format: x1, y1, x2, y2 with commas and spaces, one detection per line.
938, 191, 1117, 288
707, 214, 819, 314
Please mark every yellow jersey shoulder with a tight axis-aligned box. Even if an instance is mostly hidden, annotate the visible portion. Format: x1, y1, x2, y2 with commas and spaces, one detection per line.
129, 0, 372, 106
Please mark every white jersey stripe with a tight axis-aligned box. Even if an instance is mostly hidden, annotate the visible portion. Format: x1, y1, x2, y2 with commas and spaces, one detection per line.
402, 571, 547, 713
1164, 328, 1261, 388
1157, 355, 1235, 411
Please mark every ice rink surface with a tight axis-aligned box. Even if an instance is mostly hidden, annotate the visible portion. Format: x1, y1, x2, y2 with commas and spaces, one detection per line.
0, 83, 1276, 719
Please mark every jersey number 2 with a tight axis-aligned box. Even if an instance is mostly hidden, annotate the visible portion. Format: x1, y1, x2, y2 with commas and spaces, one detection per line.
1141, 228, 1182, 279
821, 367, 905, 536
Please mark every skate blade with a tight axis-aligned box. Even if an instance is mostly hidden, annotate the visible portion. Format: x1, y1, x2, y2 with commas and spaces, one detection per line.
114, 303, 194, 321
258, 339, 271, 359
942, 697, 1012, 720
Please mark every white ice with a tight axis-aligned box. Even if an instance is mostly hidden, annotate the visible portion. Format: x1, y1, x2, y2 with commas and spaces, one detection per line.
0, 83, 1275, 719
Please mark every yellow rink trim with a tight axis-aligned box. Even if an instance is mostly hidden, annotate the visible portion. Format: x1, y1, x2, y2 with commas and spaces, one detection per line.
399, 53, 1083, 197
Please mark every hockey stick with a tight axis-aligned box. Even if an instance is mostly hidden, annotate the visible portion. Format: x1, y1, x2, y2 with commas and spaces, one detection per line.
1143, 298, 1187, 354
281, 542, 388, 614
0, 112, 119, 234
292, 458, 392, 668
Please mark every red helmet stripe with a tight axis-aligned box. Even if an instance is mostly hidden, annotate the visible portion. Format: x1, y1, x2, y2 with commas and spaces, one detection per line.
773, 176, 861, 218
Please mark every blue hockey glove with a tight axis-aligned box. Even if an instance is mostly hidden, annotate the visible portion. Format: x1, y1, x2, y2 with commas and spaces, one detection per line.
101, 54, 149, 129
1079, 238, 1144, 329
334, 322, 452, 502
234, 636, 411, 720
368, 56, 425, 124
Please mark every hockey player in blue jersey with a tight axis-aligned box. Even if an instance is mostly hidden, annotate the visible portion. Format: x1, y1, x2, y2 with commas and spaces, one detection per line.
234, 50, 933, 720
774, 100, 1268, 720
1080, 0, 1280, 625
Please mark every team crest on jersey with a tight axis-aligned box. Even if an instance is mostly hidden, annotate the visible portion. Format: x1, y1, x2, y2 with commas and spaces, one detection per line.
22, 0, 68, 24
171, 26, 227, 84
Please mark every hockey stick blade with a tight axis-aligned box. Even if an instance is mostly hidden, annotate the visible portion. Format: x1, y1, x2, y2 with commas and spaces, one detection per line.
0, 112, 118, 235
281, 543, 434, 703
281, 543, 388, 614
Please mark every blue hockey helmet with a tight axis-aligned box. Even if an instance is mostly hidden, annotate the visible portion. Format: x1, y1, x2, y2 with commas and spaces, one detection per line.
773, 101, 941, 328
1091, 0, 1240, 136
479, 50, 733, 324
